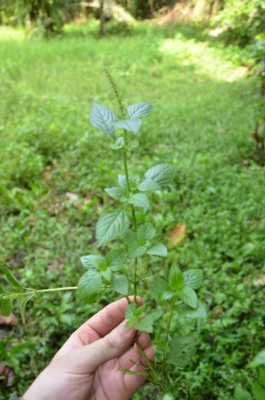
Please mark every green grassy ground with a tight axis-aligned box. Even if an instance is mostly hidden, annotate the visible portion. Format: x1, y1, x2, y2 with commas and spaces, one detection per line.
0, 21, 264, 399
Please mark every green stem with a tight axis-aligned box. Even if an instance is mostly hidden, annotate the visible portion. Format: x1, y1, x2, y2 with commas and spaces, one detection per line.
35, 287, 77, 293
161, 296, 176, 378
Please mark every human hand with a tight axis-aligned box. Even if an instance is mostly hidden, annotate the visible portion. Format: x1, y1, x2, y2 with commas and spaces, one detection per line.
23, 297, 154, 400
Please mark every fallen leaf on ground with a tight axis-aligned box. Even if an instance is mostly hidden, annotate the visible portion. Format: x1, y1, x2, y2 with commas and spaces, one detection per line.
168, 223, 186, 248
254, 275, 265, 286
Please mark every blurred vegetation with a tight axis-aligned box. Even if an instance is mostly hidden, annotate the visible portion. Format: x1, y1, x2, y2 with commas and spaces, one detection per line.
0, 20, 264, 399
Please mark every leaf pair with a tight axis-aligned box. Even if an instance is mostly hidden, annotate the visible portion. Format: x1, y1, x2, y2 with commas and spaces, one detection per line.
124, 222, 167, 258
125, 303, 163, 333
90, 102, 153, 139
149, 265, 206, 314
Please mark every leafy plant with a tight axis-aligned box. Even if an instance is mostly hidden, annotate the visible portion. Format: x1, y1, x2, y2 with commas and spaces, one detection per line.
0, 74, 206, 397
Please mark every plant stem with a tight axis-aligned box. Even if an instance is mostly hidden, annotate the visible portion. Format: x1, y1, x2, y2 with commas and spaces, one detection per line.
161, 296, 176, 378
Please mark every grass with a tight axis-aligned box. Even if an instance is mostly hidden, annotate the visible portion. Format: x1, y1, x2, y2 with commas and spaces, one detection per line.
0, 20, 264, 399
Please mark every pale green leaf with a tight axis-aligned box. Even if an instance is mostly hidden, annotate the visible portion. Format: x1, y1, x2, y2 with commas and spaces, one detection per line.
0, 265, 24, 288
101, 268, 112, 282
138, 179, 161, 192
118, 174, 141, 190
80, 255, 106, 270
106, 249, 127, 271
124, 230, 137, 245
111, 136, 124, 150
162, 395, 174, 400
178, 301, 207, 319
146, 243, 167, 257
137, 222, 155, 242
177, 286, 198, 309
128, 242, 147, 258
104, 187, 128, 200
167, 335, 199, 367
90, 102, 118, 138
125, 303, 137, 319
111, 274, 129, 295
249, 350, 265, 368
149, 276, 171, 299
145, 163, 176, 187
76, 270, 102, 300
149, 310, 163, 321
127, 102, 152, 119
128, 193, 149, 208
169, 265, 184, 291
135, 315, 154, 333
234, 386, 251, 400
183, 269, 203, 289
114, 119, 142, 135
96, 210, 130, 247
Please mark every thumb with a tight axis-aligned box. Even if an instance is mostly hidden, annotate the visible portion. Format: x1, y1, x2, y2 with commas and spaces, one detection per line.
64, 320, 136, 374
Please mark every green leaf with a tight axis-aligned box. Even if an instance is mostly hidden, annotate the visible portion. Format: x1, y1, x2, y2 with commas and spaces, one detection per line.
146, 243, 167, 257
234, 386, 251, 400
76, 270, 102, 300
18, 294, 34, 324
127, 102, 152, 119
137, 222, 155, 242
111, 274, 129, 295
118, 174, 141, 190
90, 102, 118, 139
259, 368, 265, 387
149, 276, 171, 299
177, 286, 198, 309
104, 187, 128, 200
80, 255, 106, 270
106, 249, 127, 271
0, 265, 24, 288
138, 179, 161, 192
101, 268, 112, 282
83, 293, 98, 304
249, 350, 265, 368
128, 140, 139, 150
96, 210, 130, 247
162, 395, 174, 400
125, 303, 137, 319
169, 265, 184, 291
1, 296, 11, 317
145, 163, 177, 187
183, 269, 203, 289
166, 335, 199, 367
125, 316, 138, 328
134, 304, 146, 318
114, 119, 142, 135
124, 230, 147, 257
253, 382, 265, 399
124, 230, 137, 245
111, 136, 124, 150
149, 310, 163, 321
178, 301, 207, 319
135, 315, 154, 333
128, 193, 149, 208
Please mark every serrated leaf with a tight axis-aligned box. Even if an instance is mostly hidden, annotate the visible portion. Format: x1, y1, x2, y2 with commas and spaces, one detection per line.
234, 386, 251, 400
137, 222, 156, 242
125, 317, 138, 328
76, 270, 102, 300
118, 174, 141, 190
178, 301, 207, 319
1, 296, 11, 316
106, 249, 127, 271
249, 350, 265, 368
80, 255, 106, 270
138, 179, 161, 192
128, 193, 149, 208
134, 304, 146, 318
128, 242, 147, 258
125, 303, 137, 319
146, 243, 167, 257
111, 136, 124, 150
114, 119, 142, 135
149, 276, 171, 299
0, 265, 23, 288
145, 163, 176, 187
90, 102, 118, 138
101, 268, 112, 282
169, 265, 184, 291
149, 310, 163, 321
104, 187, 128, 200
124, 230, 138, 245
127, 102, 152, 119
183, 269, 203, 289
135, 315, 154, 333
253, 382, 265, 399
177, 286, 198, 309
166, 335, 199, 367
111, 274, 129, 295
96, 210, 130, 247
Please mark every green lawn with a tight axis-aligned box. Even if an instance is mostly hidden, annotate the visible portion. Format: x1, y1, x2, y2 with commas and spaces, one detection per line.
0, 21, 264, 399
